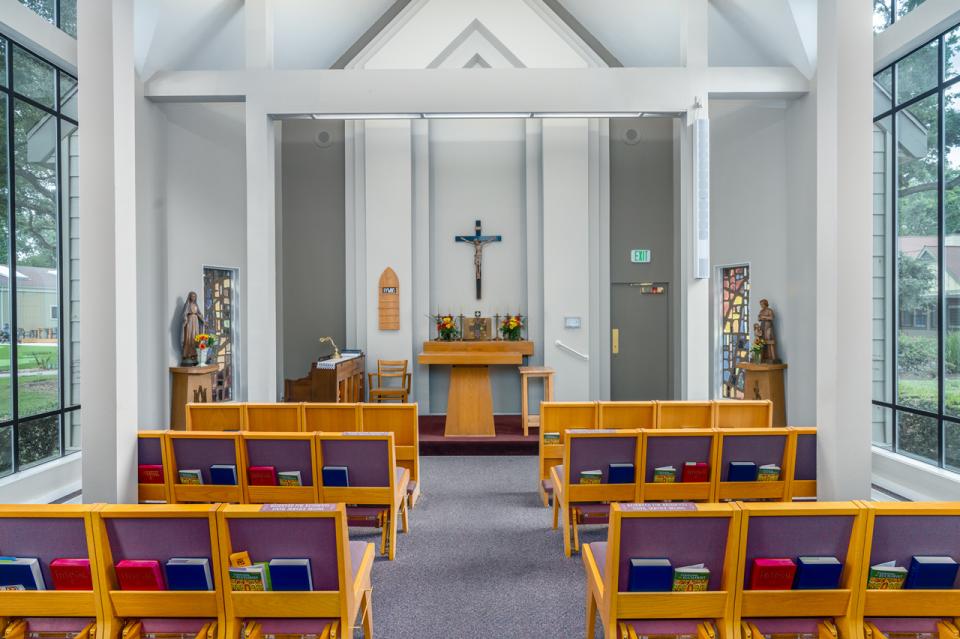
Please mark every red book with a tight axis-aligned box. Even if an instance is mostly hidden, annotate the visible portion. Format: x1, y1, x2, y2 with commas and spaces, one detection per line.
137, 464, 164, 484
50, 558, 92, 590
681, 461, 709, 483
750, 558, 797, 590
248, 465, 277, 486
115, 559, 165, 590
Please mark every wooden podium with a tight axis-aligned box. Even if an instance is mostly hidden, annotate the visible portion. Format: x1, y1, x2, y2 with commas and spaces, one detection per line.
739, 362, 787, 426
418, 341, 534, 437
170, 365, 218, 430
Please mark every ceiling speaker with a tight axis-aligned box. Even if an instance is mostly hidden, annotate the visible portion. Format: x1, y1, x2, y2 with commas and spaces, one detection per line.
623, 127, 641, 145
314, 129, 333, 148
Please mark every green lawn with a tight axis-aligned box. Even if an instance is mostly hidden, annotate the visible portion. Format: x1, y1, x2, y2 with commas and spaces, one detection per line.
0, 344, 58, 372
0, 373, 59, 421
897, 377, 960, 413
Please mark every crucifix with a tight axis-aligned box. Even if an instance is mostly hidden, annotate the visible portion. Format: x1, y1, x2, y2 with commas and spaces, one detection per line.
455, 219, 502, 299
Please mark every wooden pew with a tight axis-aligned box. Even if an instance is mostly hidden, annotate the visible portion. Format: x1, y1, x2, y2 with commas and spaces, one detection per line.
735, 502, 866, 639
243, 403, 301, 433
137, 430, 172, 503
714, 400, 773, 429
186, 403, 245, 432
92, 504, 224, 639
597, 401, 657, 430
240, 432, 320, 504
789, 427, 817, 499
714, 428, 792, 502
165, 431, 246, 504
539, 401, 598, 507
0, 505, 103, 630
302, 403, 360, 432
551, 429, 642, 558
857, 501, 960, 639
360, 403, 422, 508
656, 401, 715, 429
639, 429, 717, 502
217, 503, 374, 639
317, 432, 409, 560
583, 502, 740, 639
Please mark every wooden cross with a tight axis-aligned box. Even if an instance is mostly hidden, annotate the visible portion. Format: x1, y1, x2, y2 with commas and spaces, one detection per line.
455, 219, 502, 300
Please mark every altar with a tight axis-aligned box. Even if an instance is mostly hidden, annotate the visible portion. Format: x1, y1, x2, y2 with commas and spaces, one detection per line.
418, 340, 534, 437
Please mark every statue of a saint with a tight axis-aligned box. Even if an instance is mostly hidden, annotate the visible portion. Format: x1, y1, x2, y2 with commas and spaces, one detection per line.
180, 291, 205, 365
758, 299, 778, 363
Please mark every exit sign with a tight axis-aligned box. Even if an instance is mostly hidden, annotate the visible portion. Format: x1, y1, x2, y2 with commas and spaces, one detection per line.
630, 249, 651, 263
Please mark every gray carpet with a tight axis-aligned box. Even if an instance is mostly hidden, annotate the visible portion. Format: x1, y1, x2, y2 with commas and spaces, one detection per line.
348, 455, 605, 639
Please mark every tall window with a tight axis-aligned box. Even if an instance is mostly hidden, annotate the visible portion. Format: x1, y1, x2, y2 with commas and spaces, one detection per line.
873, 24, 960, 472
874, 0, 931, 33
719, 265, 750, 399
16, 0, 76, 38
0, 38, 79, 477
203, 267, 237, 401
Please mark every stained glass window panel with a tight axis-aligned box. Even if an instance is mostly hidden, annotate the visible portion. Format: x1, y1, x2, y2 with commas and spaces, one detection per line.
203, 267, 237, 401
720, 265, 750, 399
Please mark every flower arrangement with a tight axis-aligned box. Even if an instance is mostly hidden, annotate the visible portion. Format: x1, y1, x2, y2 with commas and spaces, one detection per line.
435, 315, 459, 341
195, 333, 216, 350
500, 314, 524, 341
750, 338, 765, 363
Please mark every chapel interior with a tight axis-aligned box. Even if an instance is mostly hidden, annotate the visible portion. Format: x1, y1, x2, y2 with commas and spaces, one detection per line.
0, 1, 955, 638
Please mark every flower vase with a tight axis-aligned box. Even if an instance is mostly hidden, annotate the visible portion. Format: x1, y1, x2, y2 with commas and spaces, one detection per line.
197, 348, 209, 366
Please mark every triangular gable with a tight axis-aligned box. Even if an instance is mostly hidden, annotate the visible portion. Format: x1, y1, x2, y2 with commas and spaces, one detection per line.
345, 0, 610, 70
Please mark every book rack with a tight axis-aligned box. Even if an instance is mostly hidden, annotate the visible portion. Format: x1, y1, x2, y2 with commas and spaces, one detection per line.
640, 429, 717, 502
137, 431, 171, 504
538, 402, 598, 506
92, 505, 225, 639
165, 432, 246, 504
715, 429, 791, 501
240, 433, 320, 504
0, 505, 102, 625
217, 504, 374, 639
584, 503, 741, 639
360, 403, 421, 507
790, 427, 818, 499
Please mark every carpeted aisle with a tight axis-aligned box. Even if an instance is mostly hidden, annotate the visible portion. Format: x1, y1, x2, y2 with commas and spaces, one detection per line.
348, 455, 606, 638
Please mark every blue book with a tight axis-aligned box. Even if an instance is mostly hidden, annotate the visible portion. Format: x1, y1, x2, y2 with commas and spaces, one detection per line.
794, 556, 842, 589
608, 463, 635, 484
322, 466, 349, 487
627, 558, 673, 592
209, 464, 237, 485
268, 559, 313, 591
727, 461, 758, 481
905, 556, 959, 589
164, 558, 213, 591
0, 557, 45, 590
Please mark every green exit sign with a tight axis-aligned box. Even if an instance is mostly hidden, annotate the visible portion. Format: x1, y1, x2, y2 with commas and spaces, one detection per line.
631, 249, 651, 263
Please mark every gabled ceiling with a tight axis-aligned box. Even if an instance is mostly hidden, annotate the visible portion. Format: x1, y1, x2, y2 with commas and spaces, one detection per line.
133, 0, 817, 78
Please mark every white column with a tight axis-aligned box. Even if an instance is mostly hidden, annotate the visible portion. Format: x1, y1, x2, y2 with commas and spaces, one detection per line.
78, 0, 138, 503
816, 0, 873, 499
411, 119, 431, 410
245, 0, 274, 70
245, 100, 278, 400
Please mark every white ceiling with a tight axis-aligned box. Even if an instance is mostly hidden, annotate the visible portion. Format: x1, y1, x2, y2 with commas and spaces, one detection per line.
133, 0, 817, 78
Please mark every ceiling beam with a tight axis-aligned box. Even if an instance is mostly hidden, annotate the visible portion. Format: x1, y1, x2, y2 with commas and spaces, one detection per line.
145, 66, 809, 112
874, 0, 960, 71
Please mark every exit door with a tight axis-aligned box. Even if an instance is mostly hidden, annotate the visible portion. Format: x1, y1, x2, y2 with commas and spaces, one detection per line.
610, 283, 670, 400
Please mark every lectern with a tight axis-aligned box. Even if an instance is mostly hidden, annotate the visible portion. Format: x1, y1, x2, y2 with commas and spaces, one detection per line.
418, 341, 534, 437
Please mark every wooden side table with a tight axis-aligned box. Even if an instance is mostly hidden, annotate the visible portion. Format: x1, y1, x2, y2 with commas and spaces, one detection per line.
739, 362, 787, 426
519, 366, 555, 436
170, 365, 219, 430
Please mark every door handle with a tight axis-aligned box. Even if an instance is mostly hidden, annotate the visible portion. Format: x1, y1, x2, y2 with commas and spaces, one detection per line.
612, 328, 619, 355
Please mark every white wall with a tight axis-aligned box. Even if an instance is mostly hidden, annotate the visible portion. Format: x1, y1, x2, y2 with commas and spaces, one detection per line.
428, 118, 526, 412
709, 99, 817, 425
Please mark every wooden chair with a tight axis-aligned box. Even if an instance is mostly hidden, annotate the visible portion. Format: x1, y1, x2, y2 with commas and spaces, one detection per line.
240, 432, 321, 504
165, 431, 246, 504
243, 403, 301, 432
218, 503, 375, 639
713, 400, 773, 429
538, 401, 598, 507
735, 502, 866, 639
656, 401, 715, 429
186, 402, 245, 431
583, 502, 740, 639
360, 403, 422, 508
551, 429, 642, 557
714, 428, 792, 502
0, 505, 103, 630
639, 428, 718, 502
93, 504, 225, 639
137, 430, 172, 503
367, 359, 411, 403
317, 432, 410, 560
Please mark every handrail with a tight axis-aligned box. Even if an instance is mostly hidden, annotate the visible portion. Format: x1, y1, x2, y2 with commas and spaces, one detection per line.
554, 340, 589, 360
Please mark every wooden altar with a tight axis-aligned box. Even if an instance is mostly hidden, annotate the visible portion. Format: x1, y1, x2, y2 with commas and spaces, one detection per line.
284, 353, 366, 403
418, 341, 534, 437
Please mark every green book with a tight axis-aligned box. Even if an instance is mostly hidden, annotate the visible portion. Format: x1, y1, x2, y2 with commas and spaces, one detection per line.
757, 464, 781, 482
543, 432, 560, 444
673, 563, 710, 591
579, 469, 602, 485
228, 562, 272, 591
866, 561, 907, 590
653, 466, 677, 483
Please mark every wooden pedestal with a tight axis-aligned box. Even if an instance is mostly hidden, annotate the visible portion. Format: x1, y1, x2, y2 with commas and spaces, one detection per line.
170, 365, 218, 430
739, 363, 787, 426
519, 366, 555, 436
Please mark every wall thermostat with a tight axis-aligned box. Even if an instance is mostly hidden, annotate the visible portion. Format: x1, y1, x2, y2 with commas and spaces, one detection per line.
564, 316, 582, 329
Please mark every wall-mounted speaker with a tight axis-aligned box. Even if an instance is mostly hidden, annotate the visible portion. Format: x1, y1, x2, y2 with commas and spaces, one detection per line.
623, 127, 641, 145
692, 118, 710, 279
314, 129, 333, 148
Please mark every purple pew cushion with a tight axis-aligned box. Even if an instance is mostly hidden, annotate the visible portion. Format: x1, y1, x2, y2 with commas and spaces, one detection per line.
349, 540, 371, 581
866, 619, 943, 634
747, 619, 822, 635
575, 503, 610, 524
256, 620, 337, 634
395, 467, 406, 485
346, 505, 387, 528
407, 480, 416, 494
624, 621, 705, 636
553, 465, 564, 482
24, 619, 96, 634
589, 541, 607, 579
541, 478, 553, 494
140, 620, 212, 634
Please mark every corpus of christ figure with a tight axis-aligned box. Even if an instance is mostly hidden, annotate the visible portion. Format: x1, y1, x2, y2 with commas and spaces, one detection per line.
455, 219, 502, 299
